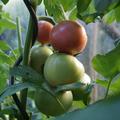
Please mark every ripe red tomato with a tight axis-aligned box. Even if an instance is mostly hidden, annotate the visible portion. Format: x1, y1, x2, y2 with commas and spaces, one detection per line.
50, 20, 87, 55
37, 21, 53, 44
34, 89, 73, 116
44, 53, 85, 86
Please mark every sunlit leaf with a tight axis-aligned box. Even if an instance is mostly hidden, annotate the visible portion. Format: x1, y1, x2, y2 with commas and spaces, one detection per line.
92, 45, 120, 78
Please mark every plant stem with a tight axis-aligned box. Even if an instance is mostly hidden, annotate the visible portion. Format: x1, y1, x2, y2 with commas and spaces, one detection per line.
16, 17, 23, 54
20, 15, 34, 110
105, 78, 113, 99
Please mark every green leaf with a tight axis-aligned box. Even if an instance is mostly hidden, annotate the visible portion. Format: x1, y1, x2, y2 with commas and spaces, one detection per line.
0, 41, 11, 51
55, 83, 86, 93
56, 93, 120, 120
0, 18, 16, 29
94, 0, 120, 13
72, 101, 86, 110
0, 107, 17, 116
92, 45, 120, 78
69, 7, 77, 20
96, 73, 120, 94
1, 0, 9, 4
0, 82, 36, 103
55, 82, 93, 94
115, 5, 120, 22
103, 9, 116, 24
60, 0, 77, 11
0, 49, 13, 64
44, 0, 65, 22
96, 79, 108, 88
78, 12, 103, 23
37, 0, 42, 5
77, 0, 92, 13
10, 65, 44, 85
0, 64, 9, 93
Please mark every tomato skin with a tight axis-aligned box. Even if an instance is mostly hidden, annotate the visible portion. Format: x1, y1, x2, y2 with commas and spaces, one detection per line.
50, 20, 87, 55
37, 21, 53, 44
34, 89, 73, 116
29, 45, 53, 73
44, 53, 85, 86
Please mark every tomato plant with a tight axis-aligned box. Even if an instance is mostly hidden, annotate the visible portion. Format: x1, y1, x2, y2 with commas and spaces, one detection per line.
37, 20, 53, 44
0, 0, 120, 120
50, 21, 87, 55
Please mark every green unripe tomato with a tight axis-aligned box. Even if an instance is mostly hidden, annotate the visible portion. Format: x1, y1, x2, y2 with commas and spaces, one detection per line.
34, 89, 73, 116
44, 53, 85, 86
72, 73, 91, 104
29, 45, 53, 74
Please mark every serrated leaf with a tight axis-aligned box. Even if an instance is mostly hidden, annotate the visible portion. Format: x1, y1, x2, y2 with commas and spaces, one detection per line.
10, 65, 44, 85
77, 0, 92, 13
1, 0, 9, 4
94, 0, 120, 13
92, 45, 120, 78
56, 93, 120, 120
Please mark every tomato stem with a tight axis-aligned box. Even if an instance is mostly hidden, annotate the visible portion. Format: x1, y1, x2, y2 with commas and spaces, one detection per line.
105, 77, 113, 99
20, 0, 37, 111
16, 17, 23, 55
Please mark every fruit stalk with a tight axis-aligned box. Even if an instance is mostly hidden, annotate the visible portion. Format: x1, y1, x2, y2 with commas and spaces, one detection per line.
20, 0, 37, 111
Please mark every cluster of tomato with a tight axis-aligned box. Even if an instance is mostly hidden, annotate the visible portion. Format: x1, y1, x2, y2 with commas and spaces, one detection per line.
29, 20, 91, 116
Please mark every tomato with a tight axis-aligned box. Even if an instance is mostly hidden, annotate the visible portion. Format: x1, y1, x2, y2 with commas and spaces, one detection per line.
34, 89, 73, 116
44, 53, 85, 86
37, 21, 53, 44
72, 73, 91, 103
29, 45, 53, 73
50, 20, 87, 55
80, 73, 91, 85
